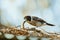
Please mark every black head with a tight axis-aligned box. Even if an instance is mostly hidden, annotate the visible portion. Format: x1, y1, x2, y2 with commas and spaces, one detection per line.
24, 16, 31, 21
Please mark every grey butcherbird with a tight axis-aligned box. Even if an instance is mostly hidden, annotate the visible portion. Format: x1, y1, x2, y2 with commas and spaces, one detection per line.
22, 16, 55, 29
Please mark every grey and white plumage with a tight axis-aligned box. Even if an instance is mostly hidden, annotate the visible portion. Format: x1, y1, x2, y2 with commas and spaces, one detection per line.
23, 16, 55, 28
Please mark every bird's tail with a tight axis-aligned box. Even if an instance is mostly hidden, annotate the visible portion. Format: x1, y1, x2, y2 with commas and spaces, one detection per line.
46, 23, 55, 26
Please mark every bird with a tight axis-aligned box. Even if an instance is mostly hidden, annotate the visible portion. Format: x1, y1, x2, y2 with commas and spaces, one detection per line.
22, 16, 55, 29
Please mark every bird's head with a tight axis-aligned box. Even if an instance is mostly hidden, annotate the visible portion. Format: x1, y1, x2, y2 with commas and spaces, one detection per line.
24, 16, 31, 21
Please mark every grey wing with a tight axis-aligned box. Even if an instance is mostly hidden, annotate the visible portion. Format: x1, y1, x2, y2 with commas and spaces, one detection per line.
32, 16, 39, 20
32, 16, 46, 23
